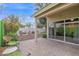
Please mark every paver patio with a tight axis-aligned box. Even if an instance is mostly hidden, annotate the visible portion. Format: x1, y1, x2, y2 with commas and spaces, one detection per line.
18, 38, 79, 56
18, 33, 35, 41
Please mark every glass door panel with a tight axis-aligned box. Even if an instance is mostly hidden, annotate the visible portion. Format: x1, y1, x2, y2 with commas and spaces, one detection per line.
49, 23, 55, 38
49, 27, 54, 38
55, 23, 64, 41
65, 20, 79, 44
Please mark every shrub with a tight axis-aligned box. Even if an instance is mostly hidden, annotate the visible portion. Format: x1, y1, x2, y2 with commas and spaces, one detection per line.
7, 32, 17, 41
42, 33, 47, 38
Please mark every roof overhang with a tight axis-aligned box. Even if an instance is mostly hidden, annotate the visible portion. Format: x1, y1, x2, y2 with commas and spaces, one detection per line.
34, 3, 78, 19
34, 3, 59, 16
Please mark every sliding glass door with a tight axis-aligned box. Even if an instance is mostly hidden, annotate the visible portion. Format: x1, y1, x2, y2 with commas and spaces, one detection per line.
49, 23, 55, 38
49, 18, 79, 44
49, 21, 64, 40
65, 18, 79, 44
55, 22, 64, 41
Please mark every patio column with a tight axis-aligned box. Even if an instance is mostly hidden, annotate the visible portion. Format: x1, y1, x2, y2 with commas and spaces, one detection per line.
64, 20, 66, 41
35, 19, 38, 43
54, 23, 56, 39
46, 17, 49, 39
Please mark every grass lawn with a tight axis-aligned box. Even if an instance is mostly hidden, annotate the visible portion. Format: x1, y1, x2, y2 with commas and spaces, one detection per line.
7, 50, 23, 56
7, 41, 23, 56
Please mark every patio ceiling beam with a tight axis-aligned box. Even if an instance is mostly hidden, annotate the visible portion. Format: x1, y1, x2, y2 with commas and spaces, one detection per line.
35, 19, 38, 43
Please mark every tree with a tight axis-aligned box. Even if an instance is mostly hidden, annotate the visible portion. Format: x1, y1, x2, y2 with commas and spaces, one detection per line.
25, 22, 32, 30
3, 15, 20, 35
25, 23, 32, 33
26, 23, 31, 28
37, 18, 47, 28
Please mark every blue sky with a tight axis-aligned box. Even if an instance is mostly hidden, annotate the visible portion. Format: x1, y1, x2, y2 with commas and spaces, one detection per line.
0, 3, 36, 25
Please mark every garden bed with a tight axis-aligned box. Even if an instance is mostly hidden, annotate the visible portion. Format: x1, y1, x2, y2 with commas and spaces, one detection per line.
0, 47, 6, 55
2, 46, 23, 56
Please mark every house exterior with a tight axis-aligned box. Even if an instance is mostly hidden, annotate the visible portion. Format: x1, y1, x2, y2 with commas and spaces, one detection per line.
34, 3, 79, 45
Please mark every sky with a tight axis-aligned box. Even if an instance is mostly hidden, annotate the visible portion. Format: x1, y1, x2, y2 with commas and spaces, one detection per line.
0, 3, 36, 25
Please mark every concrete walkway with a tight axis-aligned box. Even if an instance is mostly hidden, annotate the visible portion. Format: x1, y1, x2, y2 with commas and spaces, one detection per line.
18, 38, 79, 56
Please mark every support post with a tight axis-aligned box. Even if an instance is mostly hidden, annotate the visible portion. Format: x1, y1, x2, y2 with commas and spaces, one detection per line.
35, 20, 38, 43
54, 23, 56, 39
46, 18, 49, 39
64, 20, 66, 41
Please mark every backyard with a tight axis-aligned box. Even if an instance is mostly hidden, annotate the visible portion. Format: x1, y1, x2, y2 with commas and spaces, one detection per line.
0, 3, 79, 56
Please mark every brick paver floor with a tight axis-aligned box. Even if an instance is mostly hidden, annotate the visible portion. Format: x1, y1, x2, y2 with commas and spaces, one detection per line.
18, 38, 79, 56
18, 33, 35, 41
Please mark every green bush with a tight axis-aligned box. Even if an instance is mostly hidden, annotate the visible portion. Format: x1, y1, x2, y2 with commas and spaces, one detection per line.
7, 41, 18, 46
42, 33, 47, 38
7, 32, 17, 41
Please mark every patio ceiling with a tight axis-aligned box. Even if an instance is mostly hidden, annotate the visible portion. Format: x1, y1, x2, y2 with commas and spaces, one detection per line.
34, 3, 79, 19
47, 4, 79, 22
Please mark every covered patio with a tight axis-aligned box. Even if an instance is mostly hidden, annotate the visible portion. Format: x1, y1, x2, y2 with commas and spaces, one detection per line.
18, 38, 79, 56
34, 3, 79, 45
